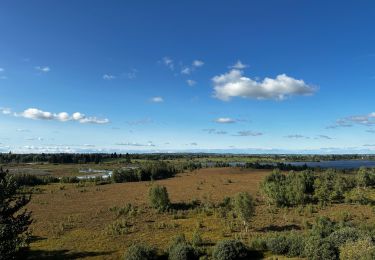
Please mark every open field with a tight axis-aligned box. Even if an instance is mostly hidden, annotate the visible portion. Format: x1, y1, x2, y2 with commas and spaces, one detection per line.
24, 167, 375, 259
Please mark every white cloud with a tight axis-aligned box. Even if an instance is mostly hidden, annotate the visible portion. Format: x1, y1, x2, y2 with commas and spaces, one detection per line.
187, 79, 196, 86
162, 57, 174, 70
22, 108, 54, 120
285, 134, 309, 139
151, 96, 164, 103
103, 74, 116, 80
215, 117, 236, 124
115, 142, 155, 147
192, 60, 204, 67
181, 67, 191, 75
0, 107, 12, 115
0, 68, 4, 72
234, 131, 263, 136
10, 108, 109, 124
35, 66, 50, 73
229, 60, 248, 69
212, 69, 316, 101
126, 69, 137, 79
327, 112, 375, 129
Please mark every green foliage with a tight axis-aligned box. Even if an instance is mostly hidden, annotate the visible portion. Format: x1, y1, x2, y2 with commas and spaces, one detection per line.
232, 192, 255, 224
339, 238, 375, 260
313, 170, 350, 205
212, 240, 249, 260
167, 234, 198, 260
191, 230, 203, 247
12, 173, 59, 186
0, 168, 32, 259
261, 170, 314, 207
60, 176, 79, 183
356, 167, 375, 188
168, 242, 197, 260
113, 162, 178, 183
344, 188, 372, 205
304, 235, 337, 260
148, 185, 170, 211
124, 243, 157, 260
265, 232, 305, 257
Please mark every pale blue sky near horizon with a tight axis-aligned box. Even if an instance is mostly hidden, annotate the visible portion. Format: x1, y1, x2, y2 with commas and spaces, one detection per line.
1, 0, 375, 154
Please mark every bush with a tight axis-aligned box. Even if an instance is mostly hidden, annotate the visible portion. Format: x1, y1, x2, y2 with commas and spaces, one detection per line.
232, 192, 255, 226
265, 232, 305, 257
191, 230, 203, 247
148, 185, 170, 211
124, 243, 157, 260
339, 238, 375, 260
304, 235, 337, 260
327, 227, 362, 249
168, 242, 197, 260
212, 240, 248, 260
356, 167, 375, 188
112, 169, 139, 183
261, 170, 314, 207
314, 170, 351, 205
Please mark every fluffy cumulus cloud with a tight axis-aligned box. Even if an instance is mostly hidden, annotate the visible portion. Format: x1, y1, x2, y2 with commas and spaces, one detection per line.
14, 108, 109, 124
215, 117, 236, 124
212, 69, 316, 101
150, 96, 164, 103
0, 107, 12, 115
327, 112, 375, 129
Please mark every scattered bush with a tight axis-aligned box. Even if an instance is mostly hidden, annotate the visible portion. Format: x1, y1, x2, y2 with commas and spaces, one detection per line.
339, 238, 375, 260
148, 185, 170, 212
168, 242, 197, 260
124, 243, 157, 260
212, 240, 249, 260
265, 232, 305, 257
232, 192, 255, 227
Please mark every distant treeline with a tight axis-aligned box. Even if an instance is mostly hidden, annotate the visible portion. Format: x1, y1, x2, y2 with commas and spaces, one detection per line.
2, 152, 375, 164
0, 153, 128, 164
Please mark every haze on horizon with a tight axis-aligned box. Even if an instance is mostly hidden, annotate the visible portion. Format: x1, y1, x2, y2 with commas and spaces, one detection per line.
1, 1, 375, 154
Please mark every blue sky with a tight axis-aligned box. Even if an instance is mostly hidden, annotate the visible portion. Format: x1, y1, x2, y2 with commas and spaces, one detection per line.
1, 0, 375, 154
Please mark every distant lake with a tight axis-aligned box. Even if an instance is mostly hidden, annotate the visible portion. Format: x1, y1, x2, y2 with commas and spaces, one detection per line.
284, 160, 375, 169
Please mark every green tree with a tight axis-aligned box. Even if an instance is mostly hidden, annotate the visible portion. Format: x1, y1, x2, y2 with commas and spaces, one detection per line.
232, 192, 255, 231
0, 167, 32, 259
148, 184, 170, 212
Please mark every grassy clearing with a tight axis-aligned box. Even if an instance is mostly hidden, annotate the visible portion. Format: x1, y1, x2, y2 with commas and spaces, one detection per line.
23, 167, 375, 259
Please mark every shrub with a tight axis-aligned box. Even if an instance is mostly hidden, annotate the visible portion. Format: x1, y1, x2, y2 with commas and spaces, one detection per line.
310, 216, 336, 238
60, 176, 79, 183
356, 167, 375, 188
327, 227, 362, 249
314, 170, 350, 205
148, 185, 170, 211
304, 235, 337, 260
191, 230, 203, 247
339, 238, 375, 260
124, 243, 157, 260
232, 192, 255, 226
265, 232, 305, 257
212, 240, 248, 260
168, 242, 197, 260
112, 169, 139, 183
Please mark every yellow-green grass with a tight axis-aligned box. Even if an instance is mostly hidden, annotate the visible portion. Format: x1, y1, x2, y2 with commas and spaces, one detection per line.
25, 168, 375, 259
